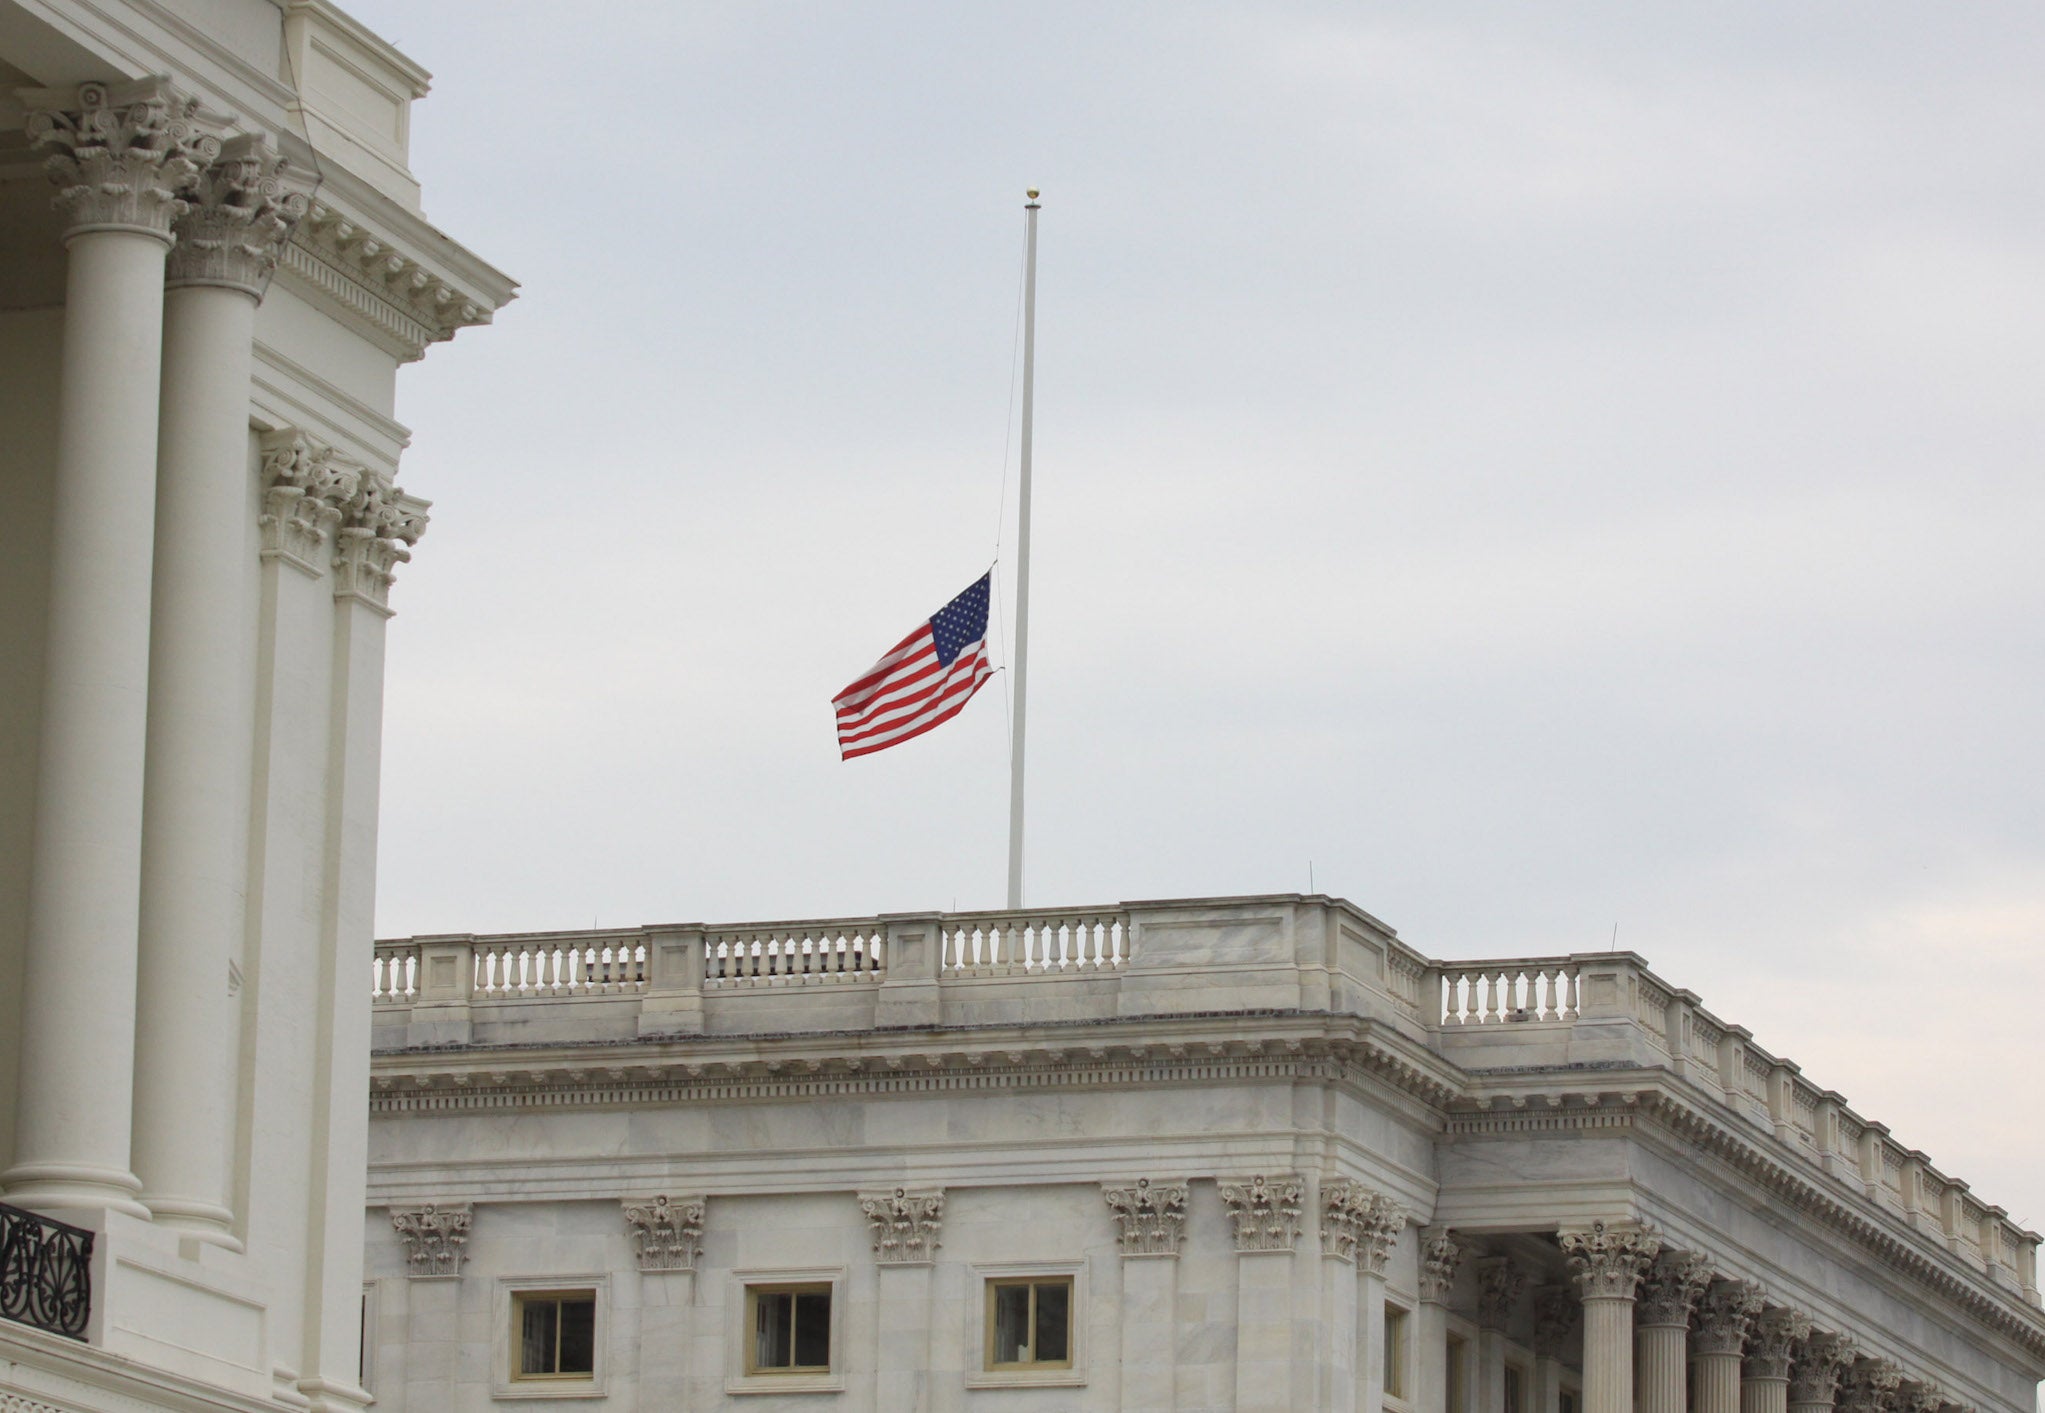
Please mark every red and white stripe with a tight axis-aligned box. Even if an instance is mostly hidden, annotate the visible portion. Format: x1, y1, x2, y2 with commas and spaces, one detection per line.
833, 624, 993, 760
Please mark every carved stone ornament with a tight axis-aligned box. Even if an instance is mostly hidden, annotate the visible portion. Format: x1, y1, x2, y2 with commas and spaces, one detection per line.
1557, 1220, 1661, 1301
1476, 1255, 1528, 1331
1636, 1250, 1714, 1328
621, 1194, 704, 1273
1745, 1306, 1813, 1382
1321, 1179, 1403, 1271
1418, 1226, 1464, 1304
1102, 1178, 1188, 1258
23, 78, 222, 237
858, 1187, 943, 1266
260, 429, 360, 575
1893, 1381, 1946, 1413
1531, 1285, 1578, 1358
333, 467, 428, 610
1219, 1174, 1304, 1253
168, 134, 313, 295
1787, 1330, 1859, 1407
1693, 1279, 1766, 1357
390, 1203, 470, 1277
1833, 1357, 1904, 1413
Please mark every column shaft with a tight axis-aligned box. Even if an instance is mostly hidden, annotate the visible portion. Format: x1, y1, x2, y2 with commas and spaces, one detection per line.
132, 279, 260, 1238
1745, 1379, 1789, 1413
1637, 1323, 1689, 1413
1580, 1298, 1634, 1413
1532, 1355, 1563, 1413
1356, 1269, 1386, 1413
1697, 1352, 1743, 1413
7, 226, 173, 1214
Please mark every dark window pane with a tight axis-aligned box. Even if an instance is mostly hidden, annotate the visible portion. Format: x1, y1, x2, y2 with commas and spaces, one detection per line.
992, 1284, 1030, 1363
1033, 1283, 1070, 1362
520, 1300, 558, 1375
792, 1292, 831, 1368
558, 1300, 595, 1374
754, 1291, 792, 1369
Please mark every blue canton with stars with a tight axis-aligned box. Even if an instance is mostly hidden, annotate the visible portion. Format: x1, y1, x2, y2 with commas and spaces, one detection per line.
929, 573, 992, 666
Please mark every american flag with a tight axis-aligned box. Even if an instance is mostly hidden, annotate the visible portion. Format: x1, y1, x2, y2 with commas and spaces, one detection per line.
833, 572, 995, 760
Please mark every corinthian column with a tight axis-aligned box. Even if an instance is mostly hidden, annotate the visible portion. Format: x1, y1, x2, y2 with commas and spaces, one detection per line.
5, 78, 219, 1215
1693, 1282, 1765, 1413
1787, 1331, 1856, 1413
1558, 1221, 1660, 1413
132, 135, 309, 1239
1743, 1307, 1811, 1413
1636, 1251, 1712, 1413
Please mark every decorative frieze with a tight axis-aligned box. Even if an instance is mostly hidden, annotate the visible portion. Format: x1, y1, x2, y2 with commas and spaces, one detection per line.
1320, 1179, 1403, 1271
1102, 1177, 1188, 1258
1745, 1306, 1812, 1382
1419, 1225, 1464, 1304
621, 1194, 704, 1272
1693, 1279, 1765, 1357
858, 1187, 943, 1266
1476, 1255, 1528, 1331
1787, 1330, 1858, 1407
1636, 1250, 1714, 1328
1531, 1285, 1578, 1357
1557, 1220, 1660, 1300
23, 78, 221, 237
390, 1203, 470, 1277
1833, 1357, 1903, 1413
1219, 1174, 1304, 1253
168, 135, 312, 295
260, 429, 360, 574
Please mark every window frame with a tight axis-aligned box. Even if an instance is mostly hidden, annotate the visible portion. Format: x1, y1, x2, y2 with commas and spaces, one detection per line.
966, 1260, 1087, 1390
724, 1267, 846, 1396
491, 1275, 609, 1400
1381, 1300, 1412, 1406
743, 1282, 835, 1376
984, 1274, 1076, 1372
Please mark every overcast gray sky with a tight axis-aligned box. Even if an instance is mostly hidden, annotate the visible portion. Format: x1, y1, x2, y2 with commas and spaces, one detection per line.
346, 3, 2045, 1229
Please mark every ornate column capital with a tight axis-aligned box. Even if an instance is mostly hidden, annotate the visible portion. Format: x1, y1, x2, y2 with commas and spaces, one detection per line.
1893, 1381, 1945, 1413
1834, 1357, 1903, 1413
1103, 1177, 1187, 1258
1476, 1255, 1528, 1331
1557, 1220, 1660, 1300
1636, 1250, 1714, 1328
168, 134, 312, 296
259, 429, 360, 575
1531, 1284, 1578, 1358
1692, 1279, 1765, 1356
858, 1186, 943, 1266
389, 1202, 470, 1278
1321, 1179, 1403, 1271
1745, 1306, 1813, 1382
1788, 1330, 1858, 1406
23, 78, 222, 240
1419, 1225, 1464, 1304
334, 469, 428, 611
1220, 1174, 1303, 1253
621, 1194, 703, 1273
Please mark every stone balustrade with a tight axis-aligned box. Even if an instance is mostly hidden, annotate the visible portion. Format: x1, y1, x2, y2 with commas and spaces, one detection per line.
368, 893, 2041, 1304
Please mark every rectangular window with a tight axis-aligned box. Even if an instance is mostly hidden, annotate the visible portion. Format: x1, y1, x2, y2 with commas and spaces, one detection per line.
986, 1276, 1073, 1369
1505, 1364, 1524, 1413
512, 1291, 596, 1380
1382, 1304, 1409, 1398
747, 1283, 833, 1374
1561, 1391, 1579, 1413
1445, 1332, 1468, 1413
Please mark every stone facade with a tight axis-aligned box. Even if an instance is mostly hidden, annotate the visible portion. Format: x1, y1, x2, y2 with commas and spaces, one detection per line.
0, 4, 510, 1413
362, 898, 2045, 1411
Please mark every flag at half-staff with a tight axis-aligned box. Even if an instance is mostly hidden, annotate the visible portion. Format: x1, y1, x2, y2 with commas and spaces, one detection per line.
833, 572, 995, 760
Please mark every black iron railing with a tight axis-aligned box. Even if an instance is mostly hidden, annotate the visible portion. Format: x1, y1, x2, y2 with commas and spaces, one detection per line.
0, 1201, 93, 1340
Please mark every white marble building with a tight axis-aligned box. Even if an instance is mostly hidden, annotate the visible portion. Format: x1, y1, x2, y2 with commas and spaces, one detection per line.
0, 3, 508, 1413
364, 898, 2045, 1413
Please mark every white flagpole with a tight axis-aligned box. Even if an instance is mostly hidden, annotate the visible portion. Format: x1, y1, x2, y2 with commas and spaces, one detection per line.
1006, 190, 1040, 910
